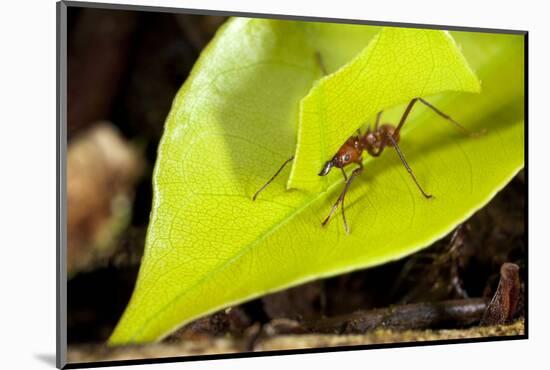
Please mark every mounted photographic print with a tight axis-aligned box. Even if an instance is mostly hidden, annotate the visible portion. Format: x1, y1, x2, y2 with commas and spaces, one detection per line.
57, 1, 527, 368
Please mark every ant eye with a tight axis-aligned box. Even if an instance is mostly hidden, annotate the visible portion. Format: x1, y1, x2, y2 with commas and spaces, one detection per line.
344, 154, 351, 162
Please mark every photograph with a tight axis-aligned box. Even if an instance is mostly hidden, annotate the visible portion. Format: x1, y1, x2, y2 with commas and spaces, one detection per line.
59, 2, 526, 367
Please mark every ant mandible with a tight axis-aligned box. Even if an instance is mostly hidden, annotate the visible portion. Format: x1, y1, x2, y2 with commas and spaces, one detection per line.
252, 54, 483, 234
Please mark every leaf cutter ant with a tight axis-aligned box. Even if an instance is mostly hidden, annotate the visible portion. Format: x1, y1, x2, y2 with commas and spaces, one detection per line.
253, 54, 484, 234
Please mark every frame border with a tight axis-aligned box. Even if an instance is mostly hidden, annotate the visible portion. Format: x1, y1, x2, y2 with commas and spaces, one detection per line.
57, 1, 529, 368
57, 1, 68, 368
63, 0, 527, 34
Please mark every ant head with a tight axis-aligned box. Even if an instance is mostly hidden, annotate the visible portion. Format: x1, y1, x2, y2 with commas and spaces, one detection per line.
318, 146, 357, 176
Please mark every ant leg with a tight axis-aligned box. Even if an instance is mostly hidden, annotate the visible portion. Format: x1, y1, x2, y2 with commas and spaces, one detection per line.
396, 98, 483, 137
322, 163, 364, 234
375, 111, 383, 130
341, 167, 348, 181
315, 51, 328, 76
252, 156, 294, 201
418, 98, 486, 137
384, 132, 433, 199
395, 98, 419, 134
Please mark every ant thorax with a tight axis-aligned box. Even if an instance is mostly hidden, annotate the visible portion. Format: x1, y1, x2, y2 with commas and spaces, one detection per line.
254, 97, 476, 234
363, 124, 400, 156
363, 130, 378, 147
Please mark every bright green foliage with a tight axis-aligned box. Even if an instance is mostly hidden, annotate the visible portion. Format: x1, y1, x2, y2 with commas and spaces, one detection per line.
108, 18, 524, 345
288, 28, 481, 191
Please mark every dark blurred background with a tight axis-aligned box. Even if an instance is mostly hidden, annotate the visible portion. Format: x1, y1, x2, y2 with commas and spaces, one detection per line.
66, 7, 226, 343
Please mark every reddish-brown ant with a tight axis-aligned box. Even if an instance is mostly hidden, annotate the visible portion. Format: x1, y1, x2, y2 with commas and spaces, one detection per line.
253, 55, 484, 234
253, 98, 483, 234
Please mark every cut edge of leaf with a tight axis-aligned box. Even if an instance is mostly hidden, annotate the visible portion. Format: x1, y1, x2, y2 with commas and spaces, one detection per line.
287, 28, 482, 192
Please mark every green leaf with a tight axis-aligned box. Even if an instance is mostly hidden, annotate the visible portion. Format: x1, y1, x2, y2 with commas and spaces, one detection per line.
108, 19, 524, 344
288, 28, 481, 192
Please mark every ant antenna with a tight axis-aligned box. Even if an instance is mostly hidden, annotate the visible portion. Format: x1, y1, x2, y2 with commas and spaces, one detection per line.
252, 156, 294, 201
315, 51, 328, 76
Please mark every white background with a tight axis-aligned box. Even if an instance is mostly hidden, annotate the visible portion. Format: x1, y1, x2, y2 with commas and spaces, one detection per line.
0, 0, 546, 368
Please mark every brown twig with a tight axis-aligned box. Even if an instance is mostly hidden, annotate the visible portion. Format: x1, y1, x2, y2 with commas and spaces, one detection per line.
481, 263, 521, 325
304, 298, 487, 334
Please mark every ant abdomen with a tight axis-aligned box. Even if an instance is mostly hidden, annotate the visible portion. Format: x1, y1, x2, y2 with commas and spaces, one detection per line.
254, 97, 481, 234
